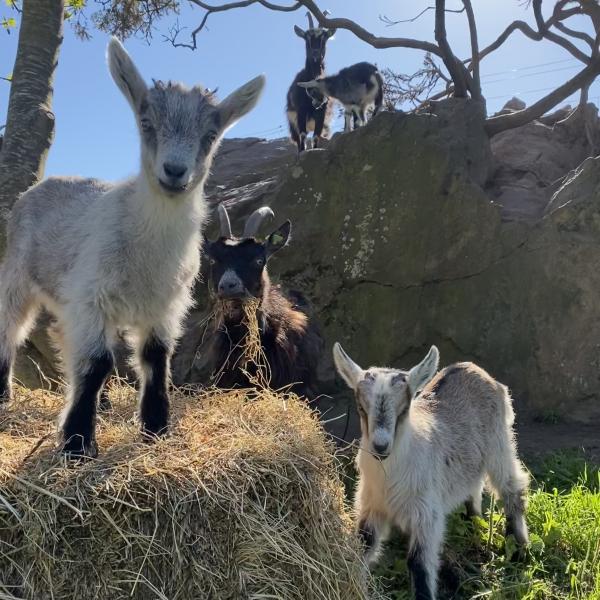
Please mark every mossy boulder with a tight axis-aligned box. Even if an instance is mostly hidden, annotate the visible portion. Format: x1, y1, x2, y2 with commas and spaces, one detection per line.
178, 100, 600, 424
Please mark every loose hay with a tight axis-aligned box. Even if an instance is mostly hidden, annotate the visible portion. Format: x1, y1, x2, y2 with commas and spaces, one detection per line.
0, 385, 372, 600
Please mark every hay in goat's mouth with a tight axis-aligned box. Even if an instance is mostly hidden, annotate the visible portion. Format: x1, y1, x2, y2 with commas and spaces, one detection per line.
0, 385, 373, 600
240, 297, 271, 388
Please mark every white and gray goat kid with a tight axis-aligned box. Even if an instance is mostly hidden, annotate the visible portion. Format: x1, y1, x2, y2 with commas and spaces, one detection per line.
0, 37, 265, 457
298, 62, 384, 132
333, 344, 529, 600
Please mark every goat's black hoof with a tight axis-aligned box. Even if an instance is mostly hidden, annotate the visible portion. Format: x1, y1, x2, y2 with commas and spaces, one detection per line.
505, 534, 529, 563
141, 421, 169, 441
0, 386, 11, 404
61, 435, 98, 459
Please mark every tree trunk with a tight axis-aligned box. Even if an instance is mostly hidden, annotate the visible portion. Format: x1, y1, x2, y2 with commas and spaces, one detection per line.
0, 0, 64, 252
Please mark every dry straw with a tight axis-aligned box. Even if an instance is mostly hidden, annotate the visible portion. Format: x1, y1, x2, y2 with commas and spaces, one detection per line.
0, 382, 373, 599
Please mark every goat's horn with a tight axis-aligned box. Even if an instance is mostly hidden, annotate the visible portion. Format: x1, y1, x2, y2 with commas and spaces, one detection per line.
218, 203, 233, 238
243, 207, 275, 238
306, 11, 315, 29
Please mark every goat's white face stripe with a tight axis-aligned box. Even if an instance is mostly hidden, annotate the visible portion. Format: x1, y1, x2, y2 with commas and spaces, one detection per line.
357, 370, 410, 453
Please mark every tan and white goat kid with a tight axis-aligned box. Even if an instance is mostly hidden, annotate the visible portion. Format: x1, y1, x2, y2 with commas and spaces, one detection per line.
333, 344, 529, 600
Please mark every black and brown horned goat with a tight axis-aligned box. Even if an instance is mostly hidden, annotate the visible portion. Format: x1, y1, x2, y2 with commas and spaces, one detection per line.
204, 204, 322, 400
286, 12, 335, 152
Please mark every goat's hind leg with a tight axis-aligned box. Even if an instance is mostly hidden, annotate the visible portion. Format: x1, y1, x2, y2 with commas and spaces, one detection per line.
0, 274, 40, 402
487, 440, 530, 549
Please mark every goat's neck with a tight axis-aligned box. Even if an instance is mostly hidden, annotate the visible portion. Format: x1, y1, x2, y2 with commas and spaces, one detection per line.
130, 174, 206, 239
304, 58, 324, 79
392, 405, 434, 459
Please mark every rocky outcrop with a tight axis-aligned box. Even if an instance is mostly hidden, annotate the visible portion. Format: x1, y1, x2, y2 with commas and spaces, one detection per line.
488, 101, 600, 222
174, 99, 600, 425
13, 98, 600, 427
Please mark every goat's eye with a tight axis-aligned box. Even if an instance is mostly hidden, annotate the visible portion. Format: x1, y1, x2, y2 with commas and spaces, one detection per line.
255, 258, 264, 267
208, 258, 216, 266
140, 119, 153, 133
203, 132, 217, 151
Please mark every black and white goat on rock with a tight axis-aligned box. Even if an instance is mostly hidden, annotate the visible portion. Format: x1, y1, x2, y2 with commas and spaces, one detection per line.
286, 12, 335, 152
333, 344, 529, 600
298, 62, 384, 132
203, 204, 321, 400
0, 38, 265, 457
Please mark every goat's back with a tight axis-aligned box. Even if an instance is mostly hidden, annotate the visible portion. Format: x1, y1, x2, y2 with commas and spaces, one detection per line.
417, 362, 513, 432
410, 362, 516, 477
4, 177, 117, 294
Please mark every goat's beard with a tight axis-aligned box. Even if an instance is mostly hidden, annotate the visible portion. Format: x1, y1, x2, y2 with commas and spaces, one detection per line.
218, 299, 244, 322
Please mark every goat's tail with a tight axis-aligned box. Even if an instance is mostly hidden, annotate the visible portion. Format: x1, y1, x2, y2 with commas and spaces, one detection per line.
373, 70, 384, 115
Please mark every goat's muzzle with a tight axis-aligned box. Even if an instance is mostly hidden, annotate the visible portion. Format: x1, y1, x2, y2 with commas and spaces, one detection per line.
372, 441, 390, 460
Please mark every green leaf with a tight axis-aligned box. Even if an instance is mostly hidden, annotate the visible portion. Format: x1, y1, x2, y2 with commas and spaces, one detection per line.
1, 16, 16, 29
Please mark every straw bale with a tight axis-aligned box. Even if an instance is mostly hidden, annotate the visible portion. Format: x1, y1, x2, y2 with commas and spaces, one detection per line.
0, 384, 371, 600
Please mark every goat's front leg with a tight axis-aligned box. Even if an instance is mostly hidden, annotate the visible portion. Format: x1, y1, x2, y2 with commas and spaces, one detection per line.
60, 326, 114, 457
138, 331, 173, 438
404, 507, 445, 600
357, 510, 389, 567
357, 107, 367, 127
313, 106, 327, 148
297, 109, 308, 152
344, 110, 353, 132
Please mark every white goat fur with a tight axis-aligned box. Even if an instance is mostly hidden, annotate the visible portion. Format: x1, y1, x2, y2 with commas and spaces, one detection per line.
333, 344, 529, 599
0, 38, 264, 453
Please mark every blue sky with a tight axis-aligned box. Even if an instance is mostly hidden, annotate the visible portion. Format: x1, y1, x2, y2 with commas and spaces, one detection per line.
1, 1, 598, 181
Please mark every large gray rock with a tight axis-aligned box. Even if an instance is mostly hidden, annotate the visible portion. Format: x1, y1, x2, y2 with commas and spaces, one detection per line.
175, 100, 600, 425
488, 102, 600, 222
12, 98, 600, 428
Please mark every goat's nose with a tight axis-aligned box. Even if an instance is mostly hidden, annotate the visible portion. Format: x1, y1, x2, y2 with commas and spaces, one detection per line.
163, 162, 187, 179
218, 280, 244, 297
372, 442, 389, 457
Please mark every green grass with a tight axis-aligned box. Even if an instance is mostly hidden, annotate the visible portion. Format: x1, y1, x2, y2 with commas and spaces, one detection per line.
374, 452, 600, 599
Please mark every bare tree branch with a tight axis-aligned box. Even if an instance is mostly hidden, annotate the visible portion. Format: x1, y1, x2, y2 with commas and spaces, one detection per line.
382, 54, 446, 109
379, 5, 464, 27
434, 0, 468, 97
461, 0, 481, 100
170, 0, 301, 49
181, 0, 444, 55
485, 56, 600, 136
532, 0, 591, 62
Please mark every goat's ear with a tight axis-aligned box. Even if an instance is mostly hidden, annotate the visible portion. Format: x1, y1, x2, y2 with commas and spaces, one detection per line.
333, 343, 364, 390
265, 220, 291, 257
107, 37, 147, 112
407, 345, 439, 397
294, 25, 306, 38
217, 75, 266, 132
325, 28, 336, 38
297, 80, 319, 89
